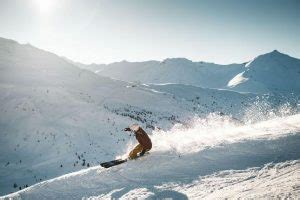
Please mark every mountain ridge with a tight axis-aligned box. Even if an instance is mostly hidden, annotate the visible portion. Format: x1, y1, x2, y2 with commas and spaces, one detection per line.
72, 49, 300, 94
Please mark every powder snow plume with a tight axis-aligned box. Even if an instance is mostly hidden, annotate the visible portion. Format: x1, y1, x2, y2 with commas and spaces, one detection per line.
149, 113, 300, 155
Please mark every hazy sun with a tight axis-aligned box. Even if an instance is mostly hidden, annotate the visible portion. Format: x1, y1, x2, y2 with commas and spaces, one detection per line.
34, 0, 57, 14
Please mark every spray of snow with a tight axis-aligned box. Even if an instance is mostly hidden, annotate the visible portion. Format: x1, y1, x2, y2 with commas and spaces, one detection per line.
118, 99, 299, 159
148, 113, 299, 155
242, 97, 298, 124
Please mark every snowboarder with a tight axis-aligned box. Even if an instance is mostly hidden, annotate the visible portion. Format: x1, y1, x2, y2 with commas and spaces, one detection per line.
100, 124, 152, 168
124, 124, 152, 159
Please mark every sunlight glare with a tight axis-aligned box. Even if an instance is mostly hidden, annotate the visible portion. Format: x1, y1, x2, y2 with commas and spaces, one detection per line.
34, 0, 57, 14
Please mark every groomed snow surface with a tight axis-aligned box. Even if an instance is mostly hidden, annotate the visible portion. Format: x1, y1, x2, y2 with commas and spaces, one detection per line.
2, 114, 300, 200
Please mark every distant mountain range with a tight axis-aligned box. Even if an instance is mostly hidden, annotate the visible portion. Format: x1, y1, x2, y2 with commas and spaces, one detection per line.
72, 50, 300, 94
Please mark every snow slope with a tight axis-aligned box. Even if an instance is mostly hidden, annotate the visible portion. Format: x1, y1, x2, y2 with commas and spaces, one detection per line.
2, 114, 299, 199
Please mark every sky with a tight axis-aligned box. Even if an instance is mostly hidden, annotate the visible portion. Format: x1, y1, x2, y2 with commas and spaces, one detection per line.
0, 0, 299, 64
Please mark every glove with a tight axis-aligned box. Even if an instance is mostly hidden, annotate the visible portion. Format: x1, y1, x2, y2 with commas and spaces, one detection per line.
124, 127, 131, 131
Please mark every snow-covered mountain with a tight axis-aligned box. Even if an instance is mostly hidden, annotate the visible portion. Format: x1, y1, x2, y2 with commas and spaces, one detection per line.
74, 50, 300, 94
228, 50, 300, 94
0, 37, 299, 199
75, 58, 245, 89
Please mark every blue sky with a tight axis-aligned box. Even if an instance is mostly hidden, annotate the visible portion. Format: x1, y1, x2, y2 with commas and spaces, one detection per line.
0, 0, 299, 64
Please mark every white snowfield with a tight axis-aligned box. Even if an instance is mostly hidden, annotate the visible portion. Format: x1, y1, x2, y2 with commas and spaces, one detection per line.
1, 114, 300, 200
0, 37, 300, 199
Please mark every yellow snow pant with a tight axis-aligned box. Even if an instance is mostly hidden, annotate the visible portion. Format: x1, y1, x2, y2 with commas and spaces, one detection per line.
129, 144, 149, 159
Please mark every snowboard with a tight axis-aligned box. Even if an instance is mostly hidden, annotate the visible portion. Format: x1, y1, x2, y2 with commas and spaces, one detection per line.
100, 159, 127, 168
100, 152, 149, 168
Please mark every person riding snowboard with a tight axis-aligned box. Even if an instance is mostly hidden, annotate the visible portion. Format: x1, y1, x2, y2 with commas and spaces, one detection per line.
124, 124, 152, 159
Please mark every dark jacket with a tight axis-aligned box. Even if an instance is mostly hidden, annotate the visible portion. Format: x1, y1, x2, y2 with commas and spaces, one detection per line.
134, 127, 152, 150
